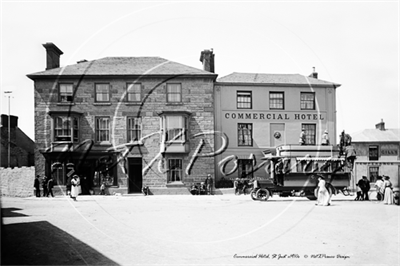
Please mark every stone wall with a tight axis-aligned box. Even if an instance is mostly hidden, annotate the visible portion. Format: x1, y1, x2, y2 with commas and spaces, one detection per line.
0, 167, 35, 197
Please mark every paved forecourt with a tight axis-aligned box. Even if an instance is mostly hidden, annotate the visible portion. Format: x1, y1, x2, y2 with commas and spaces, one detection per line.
1, 194, 399, 265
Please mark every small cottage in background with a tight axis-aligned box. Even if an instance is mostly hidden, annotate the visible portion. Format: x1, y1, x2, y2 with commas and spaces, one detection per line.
0, 114, 35, 168
351, 119, 400, 192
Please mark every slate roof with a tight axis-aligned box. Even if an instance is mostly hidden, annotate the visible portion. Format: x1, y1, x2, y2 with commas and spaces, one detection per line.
217, 72, 340, 87
27, 57, 216, 78
351, 129, 400, 142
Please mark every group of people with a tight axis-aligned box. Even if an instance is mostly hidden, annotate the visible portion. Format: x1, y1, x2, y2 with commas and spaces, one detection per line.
354, 175, 394, 204
33, 175, 54, 197
374, 175, 395, 204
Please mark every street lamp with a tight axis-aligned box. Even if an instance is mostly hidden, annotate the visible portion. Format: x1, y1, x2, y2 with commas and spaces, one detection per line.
4, 91, 12, 167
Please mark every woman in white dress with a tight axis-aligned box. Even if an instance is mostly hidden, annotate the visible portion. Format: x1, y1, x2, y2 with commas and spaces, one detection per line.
382, 176, 393, 205
71, 175, 80, 201
316, 176, 330, 206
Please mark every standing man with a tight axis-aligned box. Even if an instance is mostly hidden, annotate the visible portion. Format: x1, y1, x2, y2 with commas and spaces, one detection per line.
361, 176, 370, 201
42, 176, 48, 197
47, 177, 54, 197
205, 174, 212, 195
299, 128, 306, 145
321, 130, 330, 145
34, 175, 41, 197
345, 145, 357, 169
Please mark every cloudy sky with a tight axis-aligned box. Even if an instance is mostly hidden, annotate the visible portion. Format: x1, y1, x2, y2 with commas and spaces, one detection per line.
1, 1, 398, 141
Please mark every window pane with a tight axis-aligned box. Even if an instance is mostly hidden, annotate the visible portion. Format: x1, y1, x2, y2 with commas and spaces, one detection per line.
302, 124, 316, 145
167, 84, 182, 102
127, 83, 141, 102
96, 84, 109, 102
237, 91, 252, 109
127, 117, 142, 141
238, 123, 253, 146
369, 146, 379, 160
269, 92, 284, 109
301, 92, 315, 110
59, 84, 73, 102
96, 117, 110, 142
168, 159, 182, 182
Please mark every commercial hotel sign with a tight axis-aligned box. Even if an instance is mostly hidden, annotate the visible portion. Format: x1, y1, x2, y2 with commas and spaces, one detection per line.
224, 112, 326, 121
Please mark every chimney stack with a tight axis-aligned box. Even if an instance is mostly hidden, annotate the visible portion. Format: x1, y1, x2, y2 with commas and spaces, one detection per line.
43, 43, 63, 70
309, 67, 318, 79
200, 49, 215, 73
375, 119, 385, 131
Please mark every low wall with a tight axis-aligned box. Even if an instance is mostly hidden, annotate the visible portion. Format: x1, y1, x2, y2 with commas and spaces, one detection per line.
0, 167, 35, 197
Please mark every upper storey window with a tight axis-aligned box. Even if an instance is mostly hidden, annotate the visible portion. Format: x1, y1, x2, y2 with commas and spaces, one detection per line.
301, 92, 315, 110
167, 84, 182, 103
269, 92, 284, 110
53, 116, 79, 142
126, 83, 141, 102
59, 84, 74, 102
95, 83, 110, 102
237, 91, 252, 109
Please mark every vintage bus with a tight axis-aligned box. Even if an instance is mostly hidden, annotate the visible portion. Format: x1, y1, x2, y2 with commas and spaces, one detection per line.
251, 144, 352, 201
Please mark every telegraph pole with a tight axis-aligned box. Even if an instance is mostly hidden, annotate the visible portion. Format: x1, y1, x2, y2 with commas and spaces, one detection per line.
4, 91, 12, 167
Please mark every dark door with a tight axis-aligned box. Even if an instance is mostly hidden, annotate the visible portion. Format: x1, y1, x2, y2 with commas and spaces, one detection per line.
128, 158, 142, 193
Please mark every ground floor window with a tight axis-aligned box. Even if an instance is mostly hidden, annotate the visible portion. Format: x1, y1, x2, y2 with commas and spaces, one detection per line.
168, 159, 182, 182
238, 159, 253, 179
369, 166, 379, 182
302, 124, 316, 145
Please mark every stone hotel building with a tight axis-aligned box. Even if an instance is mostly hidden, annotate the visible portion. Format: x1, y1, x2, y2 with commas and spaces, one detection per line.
28, 43, 216, 195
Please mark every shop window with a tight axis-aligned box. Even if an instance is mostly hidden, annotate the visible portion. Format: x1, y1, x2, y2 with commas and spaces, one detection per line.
369, 166, 379, 182
302, 124, 316, 145
53, 116, 79, 142
167, 84, 182, 103
238, 123, 253, 146
59, 83, 74, 102
237, 91, 252, 109
269, 92, 284, 110
168, 158, 182, 182
95, 83, 110, 102
369, 145, 379, 161
126, 83, 141, 102
238, 159, 253, 179
301, 92, 315, 110
127, 117, 142, 142
95, 117, 110, 143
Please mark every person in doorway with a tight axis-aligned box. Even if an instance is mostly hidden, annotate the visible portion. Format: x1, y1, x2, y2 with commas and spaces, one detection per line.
299, 128, 306, 145
316, 176, 330, 206
34, 175, 41, 197
375, 176, 384, 201
382, 176, 393, 205
321, 130, 330, 145
47, 177, 54, 197
361, 176, 370, 200
70, 175, 80, 201
42, 176, 48, 197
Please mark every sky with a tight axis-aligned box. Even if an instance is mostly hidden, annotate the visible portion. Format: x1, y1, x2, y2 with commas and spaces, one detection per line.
1, 1, 399, 141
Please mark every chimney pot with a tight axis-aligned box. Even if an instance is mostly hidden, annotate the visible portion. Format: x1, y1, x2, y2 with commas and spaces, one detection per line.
200, 49, 215, 73
43, 43, 63, 70
375, 119, 385, 131
309, 67, 318, 79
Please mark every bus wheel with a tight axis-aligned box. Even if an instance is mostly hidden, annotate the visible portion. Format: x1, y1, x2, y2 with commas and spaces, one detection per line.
256, 188, 270, 201
250, 189, 259, 201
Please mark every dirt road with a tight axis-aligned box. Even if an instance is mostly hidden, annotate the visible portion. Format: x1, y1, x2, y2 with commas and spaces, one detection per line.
1, 194, 399, 265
